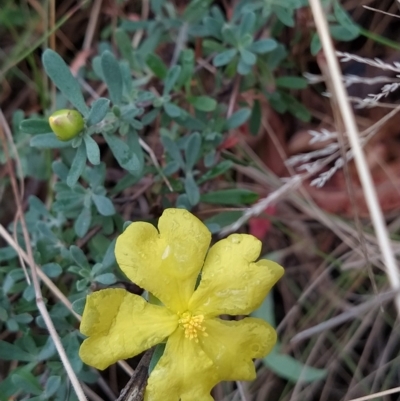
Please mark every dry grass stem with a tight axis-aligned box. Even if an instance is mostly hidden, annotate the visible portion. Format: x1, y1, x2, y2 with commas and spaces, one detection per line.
308, 0, 400, 314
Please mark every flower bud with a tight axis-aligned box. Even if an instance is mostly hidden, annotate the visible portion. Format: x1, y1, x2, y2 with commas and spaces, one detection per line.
48, 109, 84, 141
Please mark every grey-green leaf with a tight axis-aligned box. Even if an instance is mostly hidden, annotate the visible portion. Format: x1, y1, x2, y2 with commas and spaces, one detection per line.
87, 98, 110, 126
92, 194, 115, 216
188, 96, 217, 112
213, 48, 237, 67
184, 132, 201, 171
0, 341, 34, 362
239, 11, 256, 37
42, 49, 89, 116
70, 245, 89, 268
249, 38, 277, 54
44, 376, 61, 398
104, 134, 140, 173
101, 51, 123, 105
67, 142, 87, 187
184, 173, 200, 206
264, 350, 327, 383
83, 135, 100, 165
74, 206, 92, 238
164, 102, 182, 118
226, 108, 251, 129
161, 136, 185, 169
163, 65, 182, 95
30, 133, 72, 148
95, 273, 117, 285
20, 119, 52, 134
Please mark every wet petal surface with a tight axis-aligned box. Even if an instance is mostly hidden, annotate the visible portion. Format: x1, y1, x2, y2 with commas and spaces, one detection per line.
79, 289, 178, 370
145, 329, 217, 401
200, 317, 276, 381
189, 234, 284, 316
116, 209, 211, 312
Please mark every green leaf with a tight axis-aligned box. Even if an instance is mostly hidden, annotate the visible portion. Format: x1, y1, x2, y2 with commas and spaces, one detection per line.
204, 210, 243, 233
163, 102, 182, 118
44, 376, 61, 398
163, 65, 181, 95
12, 370, 42, 396
329, 24, 359, 41
249, 38, 277, 54
102, 239, 116, 268
280, 92, 311, 122
42, 49, 89, 116
239, 11, 256, 37
161, 136, 185, 169
188, 96, 217, 112
0, 340, 33, 361
249, 99, 261, 135
126, 129, 144, 175
240, 48, 256, 65
237, 57, 252, 75
198, 160, 233, 183
92, 194, 115, 216
74, 206, 92, 238
200, 189, 258, 205
213, 48, 237, 67
203, 17, 222, 39
149, 344, 166, 374
67, 142, 87, 187
184, 173, 200, 206
20, 119, 51, 134
30, 133, 72, 148
264, 350, 327, 383
310, 32, 321, 55
87, 98, 110, 126
42, 263, 62, 278
184, 132, 201, 171
333, 0, 359, 37
0, 364, 36, 400
273, 5, 295, 27
146, 53, 168, 79
221, 25, 237, 46
104, 134, 140, 173
72, 297, 86, 315
276, 76, 308, 89
70, 245, 89, 268
95, 273, 117, 285
101, 51, 123, 105
115, 28, 134, 66
83, 135, 100, 165
226, 108, 251, 129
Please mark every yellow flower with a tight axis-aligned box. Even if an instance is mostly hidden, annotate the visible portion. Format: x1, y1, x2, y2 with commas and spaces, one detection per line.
79, 208, 284, 401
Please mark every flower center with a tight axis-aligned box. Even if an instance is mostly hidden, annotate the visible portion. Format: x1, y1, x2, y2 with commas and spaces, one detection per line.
178, 312, 208, 342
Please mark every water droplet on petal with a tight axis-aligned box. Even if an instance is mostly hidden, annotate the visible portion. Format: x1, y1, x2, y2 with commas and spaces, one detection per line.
162, 245, 171, 260
229, 234, 242, 244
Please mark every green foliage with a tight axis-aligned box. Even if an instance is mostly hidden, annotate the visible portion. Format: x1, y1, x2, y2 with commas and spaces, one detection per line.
0, 0, 361, 399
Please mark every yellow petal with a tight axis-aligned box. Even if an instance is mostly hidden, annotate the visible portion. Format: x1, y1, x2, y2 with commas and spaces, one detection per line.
189, 234, 284, 316
115, 209, 211, 313
79, 289, 178, 370
145, 330, 217, 401
200, 317, 276, 381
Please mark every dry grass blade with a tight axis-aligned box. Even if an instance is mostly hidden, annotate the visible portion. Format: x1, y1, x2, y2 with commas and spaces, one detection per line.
290, 290, 396, 343
308, 0, 400, 314
349, 386, 400, 401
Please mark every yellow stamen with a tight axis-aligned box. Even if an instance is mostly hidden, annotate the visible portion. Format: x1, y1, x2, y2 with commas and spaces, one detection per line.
178, 312, 207, 343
